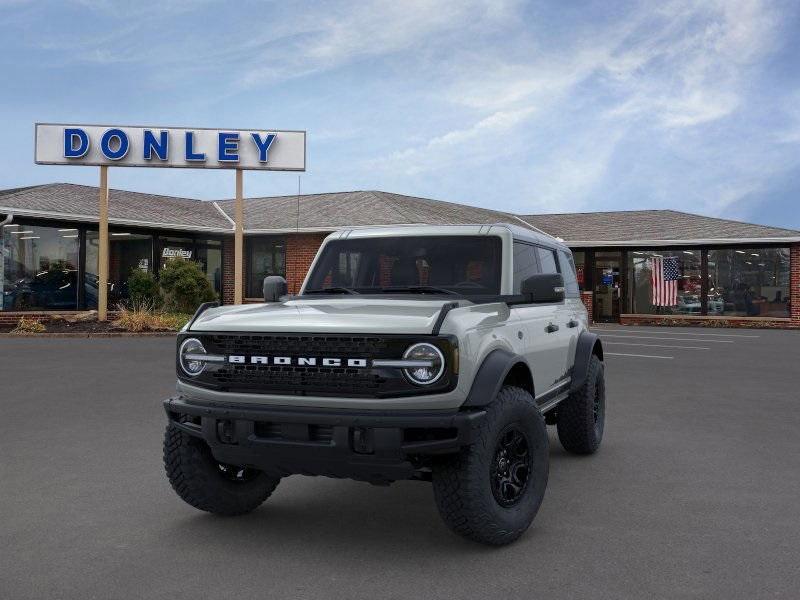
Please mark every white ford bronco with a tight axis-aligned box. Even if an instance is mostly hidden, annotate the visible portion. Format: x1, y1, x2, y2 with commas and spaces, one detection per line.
164, 224, 605, 545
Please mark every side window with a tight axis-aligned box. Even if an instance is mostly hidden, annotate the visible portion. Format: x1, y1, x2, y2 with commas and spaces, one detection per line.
559, 250, 580, 297
513, 241, 539, 293
536, 247, 559, 274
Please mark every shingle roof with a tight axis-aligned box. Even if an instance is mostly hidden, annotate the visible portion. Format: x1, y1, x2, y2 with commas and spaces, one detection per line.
1, 184, 797, 243
518, 210, 800, 244
0, 183, 230, 231
214, 190, 526, 230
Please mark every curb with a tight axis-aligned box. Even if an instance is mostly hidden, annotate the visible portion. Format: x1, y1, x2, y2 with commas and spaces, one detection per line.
0, 332, 178, 338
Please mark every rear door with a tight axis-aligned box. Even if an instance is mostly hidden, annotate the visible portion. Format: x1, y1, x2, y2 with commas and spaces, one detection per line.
557, 249, 583, 378
535, 246, 572, 389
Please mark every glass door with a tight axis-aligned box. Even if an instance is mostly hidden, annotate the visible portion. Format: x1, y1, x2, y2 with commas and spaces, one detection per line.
593, 251, 622, 322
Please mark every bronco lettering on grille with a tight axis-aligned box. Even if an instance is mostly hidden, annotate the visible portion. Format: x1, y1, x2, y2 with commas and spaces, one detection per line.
227, 355, 369, 368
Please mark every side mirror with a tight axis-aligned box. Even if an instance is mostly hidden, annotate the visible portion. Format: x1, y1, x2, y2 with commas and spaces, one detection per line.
521, 273, 565, 303
263, 275, 288, 302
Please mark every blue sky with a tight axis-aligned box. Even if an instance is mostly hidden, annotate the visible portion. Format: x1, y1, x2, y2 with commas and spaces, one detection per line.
1, 0, 798, 229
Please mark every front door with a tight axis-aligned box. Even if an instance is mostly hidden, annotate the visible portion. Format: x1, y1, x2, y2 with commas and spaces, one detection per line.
593, 251, 622, 323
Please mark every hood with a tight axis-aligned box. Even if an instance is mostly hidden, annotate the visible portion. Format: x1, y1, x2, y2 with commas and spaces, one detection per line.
189, 297, 462, 334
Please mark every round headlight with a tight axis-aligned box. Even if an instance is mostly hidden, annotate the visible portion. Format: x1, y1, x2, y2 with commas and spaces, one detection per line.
179, 337, 207, 377
403, 343, 445, 386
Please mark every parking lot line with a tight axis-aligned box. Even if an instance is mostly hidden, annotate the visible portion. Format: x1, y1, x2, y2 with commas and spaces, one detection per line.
599, 334, 734, 343
605, 352, 674, 359
604, 342, 710, 350
596, 329, 759, 338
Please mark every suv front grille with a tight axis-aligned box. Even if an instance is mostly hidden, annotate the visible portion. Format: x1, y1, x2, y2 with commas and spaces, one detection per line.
180, 333, 456, 398
206, 334, 391, 358
211, 363, 386, 396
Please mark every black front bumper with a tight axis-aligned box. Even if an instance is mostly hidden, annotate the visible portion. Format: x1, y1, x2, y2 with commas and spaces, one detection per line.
164, 396, 485, 483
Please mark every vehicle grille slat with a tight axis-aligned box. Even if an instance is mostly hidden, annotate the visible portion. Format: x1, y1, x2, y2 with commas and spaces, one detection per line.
187, 334, 452, 398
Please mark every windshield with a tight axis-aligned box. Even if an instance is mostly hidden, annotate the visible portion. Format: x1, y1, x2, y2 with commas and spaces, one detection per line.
303, 235, 502, 296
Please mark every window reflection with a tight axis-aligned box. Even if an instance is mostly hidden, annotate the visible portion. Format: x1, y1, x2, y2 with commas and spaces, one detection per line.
247, 236, 286, 297
196, 241, 222, 296
629, 250, 702, 315
572, 251, 586, 291
85, 230, 153, 308
707, 248, 790, 317
2, 224, 80, 310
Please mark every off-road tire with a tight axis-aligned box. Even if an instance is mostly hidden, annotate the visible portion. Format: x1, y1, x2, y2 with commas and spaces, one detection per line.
163, 421, 280, 516
432, 386, 549, 546
557, 354, 605, 454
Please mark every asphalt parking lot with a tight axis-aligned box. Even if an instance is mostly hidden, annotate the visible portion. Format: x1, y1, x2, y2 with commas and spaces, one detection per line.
1, 326, 799, 600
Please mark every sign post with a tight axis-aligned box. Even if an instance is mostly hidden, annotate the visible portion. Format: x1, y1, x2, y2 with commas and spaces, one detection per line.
34, 123, 306, 319
234, 169, 244, 305
98, 166, 109, 320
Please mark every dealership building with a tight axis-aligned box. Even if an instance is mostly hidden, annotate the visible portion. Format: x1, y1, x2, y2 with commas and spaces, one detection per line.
1, 182, 798, 328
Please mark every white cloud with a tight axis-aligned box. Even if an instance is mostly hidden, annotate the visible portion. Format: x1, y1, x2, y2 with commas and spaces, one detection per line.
238, 0, 520, 88
378, 106, 536, 175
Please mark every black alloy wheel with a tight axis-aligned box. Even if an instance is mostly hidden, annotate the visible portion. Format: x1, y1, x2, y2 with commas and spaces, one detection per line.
216, 463, 261, 483
490, 425, 532, 507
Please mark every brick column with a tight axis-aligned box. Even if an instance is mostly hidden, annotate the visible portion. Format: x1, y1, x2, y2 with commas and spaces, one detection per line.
285, 233, 327, 294
580, 291, 593, 325
791, 244, 800, 326
221, 237, 235, 305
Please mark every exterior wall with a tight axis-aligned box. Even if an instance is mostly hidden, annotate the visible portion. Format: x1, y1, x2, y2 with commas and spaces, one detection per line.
580, 291, 593, 325
221, 237, 235, 305
285, 233, 327, 294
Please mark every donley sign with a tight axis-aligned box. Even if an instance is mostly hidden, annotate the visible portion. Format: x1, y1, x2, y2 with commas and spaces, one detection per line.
35, 123, 306, 171
33, 122, 307, 320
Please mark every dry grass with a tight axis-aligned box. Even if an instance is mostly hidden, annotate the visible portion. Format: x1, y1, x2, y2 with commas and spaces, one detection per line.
11, 317, 46, 334
113, 302, 191, 332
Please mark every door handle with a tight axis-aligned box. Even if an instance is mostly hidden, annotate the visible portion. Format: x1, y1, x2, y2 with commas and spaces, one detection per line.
545, 323, 559, 333
567, 319, 579, 328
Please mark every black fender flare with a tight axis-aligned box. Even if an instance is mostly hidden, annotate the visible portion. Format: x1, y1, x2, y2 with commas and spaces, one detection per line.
462, 348, 530, 407
570, 331, 604, 394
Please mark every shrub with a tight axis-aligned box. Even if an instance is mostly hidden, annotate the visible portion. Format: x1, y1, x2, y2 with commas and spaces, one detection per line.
11, 317, 46, 334
158, 259, 216, 314
113, 301, 192, 332
127, 269, 162, 308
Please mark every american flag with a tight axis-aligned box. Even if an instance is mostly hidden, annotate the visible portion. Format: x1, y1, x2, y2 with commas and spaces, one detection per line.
651, 256, 679, 306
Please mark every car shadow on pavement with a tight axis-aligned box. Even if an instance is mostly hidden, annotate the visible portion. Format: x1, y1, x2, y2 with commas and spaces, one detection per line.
153, 435, 581, 555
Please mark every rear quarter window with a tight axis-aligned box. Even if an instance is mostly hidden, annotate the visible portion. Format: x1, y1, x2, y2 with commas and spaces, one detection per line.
558, 250, 580, 298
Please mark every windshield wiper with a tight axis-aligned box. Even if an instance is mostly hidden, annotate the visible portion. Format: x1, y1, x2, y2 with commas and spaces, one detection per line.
303, 287, 359, 295
380, 285, 458, 296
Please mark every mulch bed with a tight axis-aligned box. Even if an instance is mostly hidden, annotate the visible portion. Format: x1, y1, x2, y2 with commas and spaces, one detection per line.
0, 318, 176, 336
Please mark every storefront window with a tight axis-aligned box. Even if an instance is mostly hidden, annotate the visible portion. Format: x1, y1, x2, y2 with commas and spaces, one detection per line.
572, 251, 586, 291
85, 230, 154, 308
707, 248, 790, 317
247, 236, 285, 297
196, 240, 223, 297
629, 249, 702, 315
159, 236, 195, 271
2, 223, 80, 310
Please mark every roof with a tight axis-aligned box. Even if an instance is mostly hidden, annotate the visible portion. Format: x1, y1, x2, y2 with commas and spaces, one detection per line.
329, 223, 568, 251
214, 190, 529, 231
518, 209, 800, 245
0, 183, 230, 232
0, 183, 797, 243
